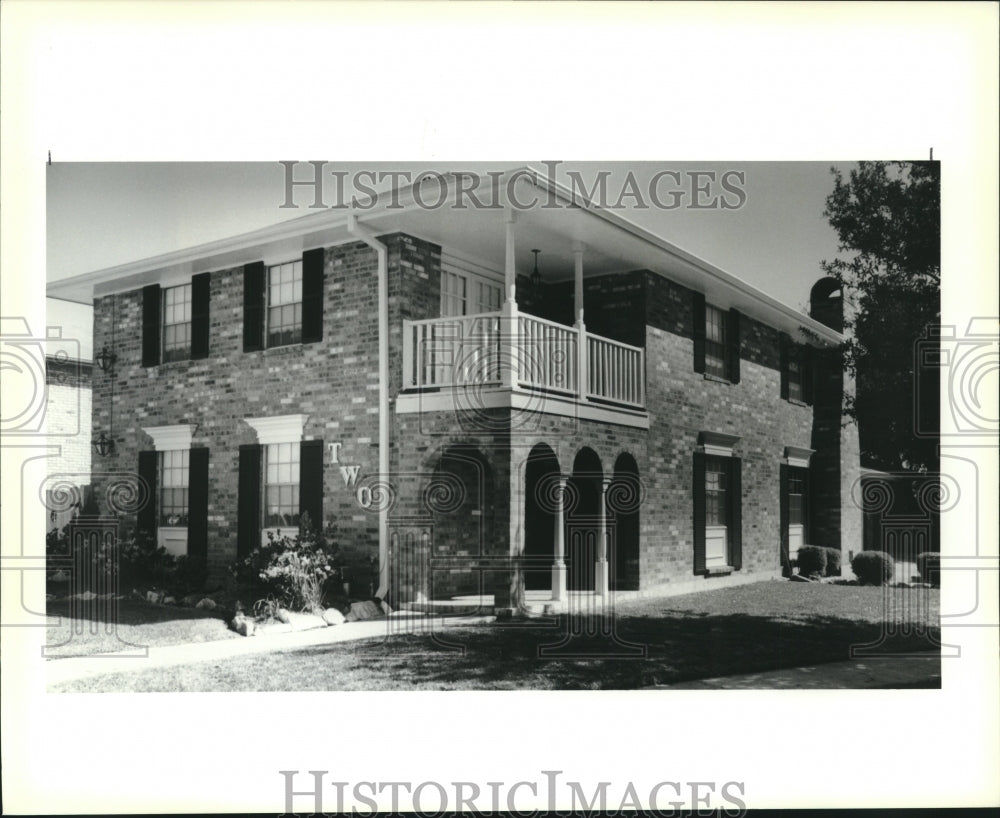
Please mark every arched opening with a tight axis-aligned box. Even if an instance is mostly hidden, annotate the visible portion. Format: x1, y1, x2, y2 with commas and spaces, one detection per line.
523, 443, 560, 591
567, 447, 604, 592
427, 445, 494, 598
610, 452, 641, 591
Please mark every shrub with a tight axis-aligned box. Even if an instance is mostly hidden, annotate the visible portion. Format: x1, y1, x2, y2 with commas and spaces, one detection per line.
823, 546, 842, 577
795, 545, 827, 578
851, 550, 895, 586
231, 513, 342, 612
47, 525, 207, 596
916, 552, 940, 586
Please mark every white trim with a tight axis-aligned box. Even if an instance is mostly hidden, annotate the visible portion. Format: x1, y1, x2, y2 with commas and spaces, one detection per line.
142, 424, 196, 452
245, 414, 308, 445
784, 445, 815, 468
698, 431, 741, 457
394, 387, 650, 429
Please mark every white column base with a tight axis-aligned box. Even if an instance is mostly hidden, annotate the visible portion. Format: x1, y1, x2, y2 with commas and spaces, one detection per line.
594, 560, 609, 598
551, 561, 567, 601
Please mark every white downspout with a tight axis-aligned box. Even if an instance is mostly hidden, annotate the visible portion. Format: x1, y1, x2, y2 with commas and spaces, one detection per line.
346, 214, 390, 600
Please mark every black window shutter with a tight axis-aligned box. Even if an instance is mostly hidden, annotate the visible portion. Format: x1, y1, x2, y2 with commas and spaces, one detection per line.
237, 444, 262, 559
243, 261, 265, 352
727, 309, 741, 384
301, 248, 325, 344
802, 345, 815, 405
137, 450, 158, 537
779, 333, 790, 400
779, 462, 790, 571
802, 466, 812, 542
191, 272, 211, 360
141, 285, 161, 367
188, 447, 209, 564
692, 451, 706, 575
299, 439, 324, 533
729, 456, 743, 570
692, 292, 706, 374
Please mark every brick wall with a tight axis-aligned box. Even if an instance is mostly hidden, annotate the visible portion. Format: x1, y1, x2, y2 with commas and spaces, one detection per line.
87, 228, 859, 595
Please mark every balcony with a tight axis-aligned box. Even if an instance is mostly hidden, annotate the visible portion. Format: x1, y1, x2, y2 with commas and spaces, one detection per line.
399, 309, 646, 424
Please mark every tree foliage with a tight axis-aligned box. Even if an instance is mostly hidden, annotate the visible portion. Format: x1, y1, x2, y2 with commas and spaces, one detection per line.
822, 161, 940, 471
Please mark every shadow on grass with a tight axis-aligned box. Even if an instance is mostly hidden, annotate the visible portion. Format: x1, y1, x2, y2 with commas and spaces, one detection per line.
46, 598, 226, 627
286, 609, 942, 690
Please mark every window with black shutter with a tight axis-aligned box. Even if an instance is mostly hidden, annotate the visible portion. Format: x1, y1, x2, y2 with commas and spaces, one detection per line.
188, 448, 209, 564
191, 272, 211, 359
237, 444, 262, 559
243, 261, 265, 352
696, 296, 740, 384
137, 450, 158, 537
141, 285, 161, 367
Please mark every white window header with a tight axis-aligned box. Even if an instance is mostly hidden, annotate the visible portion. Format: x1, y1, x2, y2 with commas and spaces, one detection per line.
784, 446, 815, 468
698, 431, 741, 457
142, 424, 196, 452
245, 413, 309, 445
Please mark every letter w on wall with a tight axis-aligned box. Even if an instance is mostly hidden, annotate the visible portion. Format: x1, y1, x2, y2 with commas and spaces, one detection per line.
339, 465, 361, 486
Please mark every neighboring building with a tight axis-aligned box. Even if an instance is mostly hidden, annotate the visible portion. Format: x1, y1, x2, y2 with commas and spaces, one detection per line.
46, 169, 861, 611
45, 299, 94, 532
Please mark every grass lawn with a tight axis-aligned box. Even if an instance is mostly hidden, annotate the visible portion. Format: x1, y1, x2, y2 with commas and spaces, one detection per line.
50, 580, 940, 692
45, 598, 238, 658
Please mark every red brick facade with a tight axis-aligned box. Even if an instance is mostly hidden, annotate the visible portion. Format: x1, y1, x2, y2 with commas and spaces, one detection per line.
87, 228, 860, 600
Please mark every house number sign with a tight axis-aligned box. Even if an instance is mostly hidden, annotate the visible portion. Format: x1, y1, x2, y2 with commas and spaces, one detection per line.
328, 441, 372, 508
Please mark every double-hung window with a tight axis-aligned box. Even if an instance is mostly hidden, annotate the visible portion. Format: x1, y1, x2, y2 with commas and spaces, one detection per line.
264, 441, 301, 529
704, 304, 728, 379
267, 260, 303, 347
162, 284, 193, 362
159, 449, 190, 527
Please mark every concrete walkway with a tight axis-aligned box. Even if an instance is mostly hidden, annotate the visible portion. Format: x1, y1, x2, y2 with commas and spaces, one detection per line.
46, 612, 494, 687
647, 653, 941, 689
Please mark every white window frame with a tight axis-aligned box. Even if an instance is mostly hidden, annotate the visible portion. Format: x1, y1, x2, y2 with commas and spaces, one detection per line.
266, 259, 304, 348
142, 424, 196, 556
245, 414, 308, 546
162, 283, 193, 363
704, 303, 727, 379
440, 266, 503, 317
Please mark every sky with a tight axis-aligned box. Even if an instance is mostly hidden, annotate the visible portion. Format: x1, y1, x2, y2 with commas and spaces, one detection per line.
46, 161, 849, 325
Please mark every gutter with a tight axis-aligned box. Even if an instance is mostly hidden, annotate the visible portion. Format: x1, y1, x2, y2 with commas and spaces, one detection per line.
346, 214, 390, 600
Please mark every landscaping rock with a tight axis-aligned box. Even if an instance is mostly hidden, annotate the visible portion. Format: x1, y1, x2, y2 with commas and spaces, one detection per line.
195, 597, 216, 610
322, 608, 346, 626
181, 594, 200, 606
146, 590, 166, 604
230, 613, 256, 637
275, 608, 291, 624
75, 590, 97, 601
345, 600, 386, 622
379, 599, 393, 616
163, 596, 176, 605
255, 621, 293, 635
284, 612, 326, 632
50, 569, 70, 583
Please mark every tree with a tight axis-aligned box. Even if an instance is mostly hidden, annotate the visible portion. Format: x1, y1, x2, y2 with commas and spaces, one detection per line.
821, 161, 940, 471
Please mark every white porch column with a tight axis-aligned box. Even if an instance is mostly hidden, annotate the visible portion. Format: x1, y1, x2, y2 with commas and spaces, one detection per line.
574, 244, 587, 400
551, 474, 568, 601
594, 476, 611, 597
501, 207, 520, 389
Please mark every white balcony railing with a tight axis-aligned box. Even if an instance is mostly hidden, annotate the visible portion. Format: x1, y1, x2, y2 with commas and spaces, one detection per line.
402, 309, 645, 410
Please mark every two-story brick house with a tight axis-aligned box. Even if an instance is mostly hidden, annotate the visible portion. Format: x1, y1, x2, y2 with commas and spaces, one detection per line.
47, 168, 861, 612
